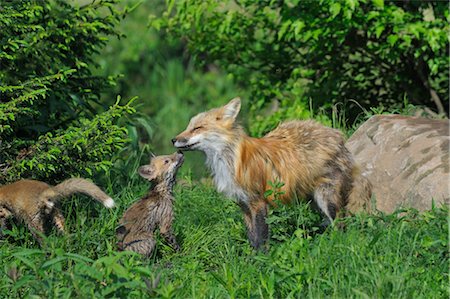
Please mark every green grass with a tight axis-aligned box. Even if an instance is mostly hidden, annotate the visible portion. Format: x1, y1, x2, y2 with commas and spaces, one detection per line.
0, 176, 448, 298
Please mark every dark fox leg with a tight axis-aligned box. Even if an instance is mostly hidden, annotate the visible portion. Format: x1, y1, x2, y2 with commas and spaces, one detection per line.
161, 230, 180, 251
239, 200, 268, 250
160, 216, 179, 251
116, 225, 128, 250
313, 182, 341, 224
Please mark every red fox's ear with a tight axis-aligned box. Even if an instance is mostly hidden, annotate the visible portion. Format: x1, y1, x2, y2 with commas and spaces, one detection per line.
138, 166, 157, 181
223, 97, 241, 120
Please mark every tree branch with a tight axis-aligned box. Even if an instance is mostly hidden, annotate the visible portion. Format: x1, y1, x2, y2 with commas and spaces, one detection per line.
417, 59, 446, 115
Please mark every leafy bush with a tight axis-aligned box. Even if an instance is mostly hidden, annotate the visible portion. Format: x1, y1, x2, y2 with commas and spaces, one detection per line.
0, 0, 135, 183
155, 0, 449, 124
94, 0, 243, 159
249, 97, 333, 136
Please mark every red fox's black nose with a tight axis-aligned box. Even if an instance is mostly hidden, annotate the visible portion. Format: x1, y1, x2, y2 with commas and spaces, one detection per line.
171, 138, 176, 144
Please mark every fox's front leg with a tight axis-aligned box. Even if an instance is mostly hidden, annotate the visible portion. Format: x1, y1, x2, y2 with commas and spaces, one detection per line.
160, 217, 180, 251
239, 200, 268, 250
161, 230, 180, 251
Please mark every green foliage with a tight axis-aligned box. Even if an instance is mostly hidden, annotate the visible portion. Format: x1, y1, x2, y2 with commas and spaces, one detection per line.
95, 1, 243, 156
1, 249, 153, 298
143, 60, 242, 153
249, 97, 332, 136
94, 0, 182, 104
0, 181, 447, 298
156, 0, 449, 123
4, 99, 136, 182
92, 0, 243, 180
0, 0, 134, 183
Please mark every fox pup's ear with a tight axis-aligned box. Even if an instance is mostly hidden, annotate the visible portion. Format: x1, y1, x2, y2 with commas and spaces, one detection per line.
138, 165, 157, 181
223, 97, 241, 120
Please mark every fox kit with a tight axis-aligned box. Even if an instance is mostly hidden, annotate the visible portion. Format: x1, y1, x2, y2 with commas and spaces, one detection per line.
0, 178, 114, 244
116, 152, 183, 257
172, 97, 372, 249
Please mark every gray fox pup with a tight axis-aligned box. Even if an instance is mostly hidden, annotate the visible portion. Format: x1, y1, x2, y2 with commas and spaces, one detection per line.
116, 151, 184, 257
0, 178, 114, 244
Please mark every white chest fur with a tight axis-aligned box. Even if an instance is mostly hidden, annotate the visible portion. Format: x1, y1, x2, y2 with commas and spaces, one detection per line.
206, 151, 249, 204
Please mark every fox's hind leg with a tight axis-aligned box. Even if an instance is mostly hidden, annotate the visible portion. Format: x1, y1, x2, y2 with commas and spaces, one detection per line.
239, 200, 268, 250
123, 233, 156, 258
313, 182, 342, 224
27, 212, 45, 245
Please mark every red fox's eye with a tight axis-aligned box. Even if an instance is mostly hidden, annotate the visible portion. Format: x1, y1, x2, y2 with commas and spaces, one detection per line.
192, 126, 203, 132
164, 160, 169, 164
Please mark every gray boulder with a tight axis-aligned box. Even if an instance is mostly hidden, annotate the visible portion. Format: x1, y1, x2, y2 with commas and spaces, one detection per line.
346, 115, 449, 213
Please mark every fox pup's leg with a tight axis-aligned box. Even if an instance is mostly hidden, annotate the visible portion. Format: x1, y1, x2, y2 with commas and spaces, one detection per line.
313, 182, 341, 224
123, 233, 156, 258
160, 217, 180, 251
0, 207, 12, 238
161, 231, 180, 251
51, 208, 66, 234
27, 213, 45, 245
239, 200, 268, 250
116, 225, 128, 250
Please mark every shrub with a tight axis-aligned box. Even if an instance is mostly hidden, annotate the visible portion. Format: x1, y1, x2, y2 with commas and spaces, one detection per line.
94, 0, 243, 158
0, 0, 134, 183
155, 0, 449, 123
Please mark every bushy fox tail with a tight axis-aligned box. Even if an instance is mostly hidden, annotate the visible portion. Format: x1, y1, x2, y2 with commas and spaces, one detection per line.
42, 178, 115, 209
345, 167, 373, 214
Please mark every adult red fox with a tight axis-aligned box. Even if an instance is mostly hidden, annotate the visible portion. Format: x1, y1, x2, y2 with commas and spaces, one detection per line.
172, 98, 372, 249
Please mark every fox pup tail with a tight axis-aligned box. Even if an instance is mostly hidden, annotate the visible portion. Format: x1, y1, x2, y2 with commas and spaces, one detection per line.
345, 167, 373, 214
41, 178, 115, 209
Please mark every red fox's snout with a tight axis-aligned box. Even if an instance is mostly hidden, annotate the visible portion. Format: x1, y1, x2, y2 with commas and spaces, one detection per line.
172, 136, 194, 150
172, 128, 204, 151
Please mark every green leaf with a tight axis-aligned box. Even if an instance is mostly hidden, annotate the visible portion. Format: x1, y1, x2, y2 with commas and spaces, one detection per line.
329, 2, 341, 18
41, 257, 66, 269
13, 275, 36, 291
278, 20, 292, 40
387, 34, 399, 46
372, 0, 384, 9
375, 24, 385, 38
